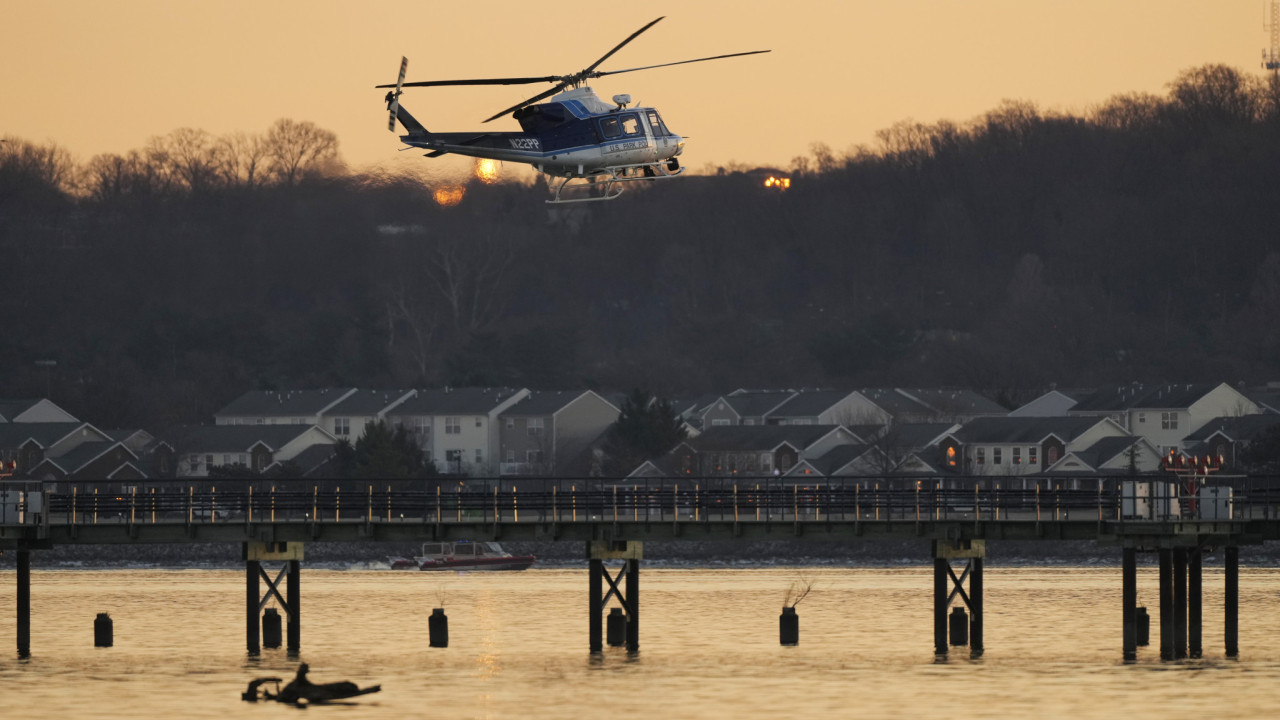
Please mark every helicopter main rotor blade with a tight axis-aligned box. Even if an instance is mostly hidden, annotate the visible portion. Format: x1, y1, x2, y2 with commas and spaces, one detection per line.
592, 50, 771, 79
377, 75, 560, 89
482, 82, 572, 123
581, 16, 664, 76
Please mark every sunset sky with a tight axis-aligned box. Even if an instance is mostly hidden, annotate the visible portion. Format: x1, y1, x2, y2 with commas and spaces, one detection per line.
2, 1, 1271, 182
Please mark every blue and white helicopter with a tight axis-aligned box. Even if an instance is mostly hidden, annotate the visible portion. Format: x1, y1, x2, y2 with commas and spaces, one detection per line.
377, 17, 768, 204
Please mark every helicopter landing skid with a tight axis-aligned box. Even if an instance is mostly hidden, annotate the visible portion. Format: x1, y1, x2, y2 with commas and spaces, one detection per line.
547, 161, 686, 204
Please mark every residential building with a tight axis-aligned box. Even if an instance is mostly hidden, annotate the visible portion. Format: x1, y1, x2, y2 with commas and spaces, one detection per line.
214, 388, 357, 427
1069, 383, 1260, 454
497, 390, 619, 475
385, 387, 529, 475
176, 425, 337, 478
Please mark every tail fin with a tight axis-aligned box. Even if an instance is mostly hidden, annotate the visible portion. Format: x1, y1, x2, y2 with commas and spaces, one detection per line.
393, 104, 429, 136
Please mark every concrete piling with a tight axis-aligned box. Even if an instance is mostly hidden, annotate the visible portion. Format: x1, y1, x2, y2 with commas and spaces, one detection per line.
262, 608, 282, 648
779, 606, 799, 646
429, 607, 449, 648
94, 613, 113, 647
607, 608, 627, 647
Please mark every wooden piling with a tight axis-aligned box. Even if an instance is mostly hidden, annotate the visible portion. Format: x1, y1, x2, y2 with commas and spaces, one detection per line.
1122, 547, 1137, 661
1225, 545, 1239, 658
933, 555, 948, 657
589, 557, 603, 653
286, 560, 300, 653
17, 550, 30, 657
246, 557, 260, 655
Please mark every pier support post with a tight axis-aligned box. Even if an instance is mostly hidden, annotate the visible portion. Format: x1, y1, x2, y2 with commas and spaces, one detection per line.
589, 557, 603, 653
286, 559, 300, 654
1225, 545, 1239, 658
246, 558, 260, 655
1122, 546, 1137, 661
932, 539, 985, 659
1188, 545, 1202, 659
1158, 548, 1173, 661
17, 549, 30, 658
1174, 547, 1187, 659
587, 541, 642, 655
243, 542, 303, 656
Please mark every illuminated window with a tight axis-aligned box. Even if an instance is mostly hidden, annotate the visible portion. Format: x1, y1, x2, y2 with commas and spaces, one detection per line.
1029, 447, 1038, 465
946, 446, 957, 466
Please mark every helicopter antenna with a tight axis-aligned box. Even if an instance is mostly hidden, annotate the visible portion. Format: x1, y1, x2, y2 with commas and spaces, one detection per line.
375, 17, 769, 123
387, 56, 408, 132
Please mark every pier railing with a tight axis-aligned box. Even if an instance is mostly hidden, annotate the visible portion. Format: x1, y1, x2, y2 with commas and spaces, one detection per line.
4, 474, 1279, 528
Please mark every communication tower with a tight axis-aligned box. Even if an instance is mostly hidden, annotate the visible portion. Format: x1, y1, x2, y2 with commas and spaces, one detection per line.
1266, 1, 1280, 73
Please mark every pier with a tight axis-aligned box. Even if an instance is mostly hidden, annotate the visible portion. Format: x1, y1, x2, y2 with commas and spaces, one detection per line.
4, 474, 1280, 660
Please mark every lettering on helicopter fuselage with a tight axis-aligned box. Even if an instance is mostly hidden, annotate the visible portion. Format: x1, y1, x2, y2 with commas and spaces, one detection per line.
601, 140, 649, 155
509, 138, 541, 150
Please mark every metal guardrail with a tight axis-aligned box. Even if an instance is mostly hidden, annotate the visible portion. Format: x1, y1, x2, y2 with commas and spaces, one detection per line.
3, 475, 1277, 528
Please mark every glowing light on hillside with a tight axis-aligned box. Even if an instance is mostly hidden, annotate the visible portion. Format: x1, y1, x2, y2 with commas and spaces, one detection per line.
474, 158, 500, 184
763, 176, 791, 190
433, 185, 465, 207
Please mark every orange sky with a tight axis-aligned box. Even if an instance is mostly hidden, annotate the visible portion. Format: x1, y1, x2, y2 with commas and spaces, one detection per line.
1, 1, 1270, 182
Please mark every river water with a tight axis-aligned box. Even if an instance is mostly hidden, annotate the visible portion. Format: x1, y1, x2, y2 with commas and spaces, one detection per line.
3, 564, 1280, 719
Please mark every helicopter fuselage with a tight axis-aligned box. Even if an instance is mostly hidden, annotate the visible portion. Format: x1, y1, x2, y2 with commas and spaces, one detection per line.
395, 87, 684, 178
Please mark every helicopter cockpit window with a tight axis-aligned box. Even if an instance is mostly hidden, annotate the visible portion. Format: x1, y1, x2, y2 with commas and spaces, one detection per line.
619, 114, 642, 137
599, 117, 622, 139
647, 111, 668, 136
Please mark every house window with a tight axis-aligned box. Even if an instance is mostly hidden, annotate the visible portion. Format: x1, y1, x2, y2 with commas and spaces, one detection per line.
475, 449, 483, 463
528, 418, 544, 435
527, 450, 544, 463
712, 419, 731, 426
976, 448, 985, 465
946, 446, 957, 467
1138, 413, 1146, 424
335, 417, 350, 436
1013, 448, 1021, 464
475, 417, 483, 428
415, 418, 431, 435
205, 454, 214, 468
1029, 447, 1038, 465
223, 454, 232, 466
446, 417, 461, 434
505, 450, 515, 462
506, 418, 514, 428
1047, 447, 1060, 463
761, 453, 773, 472
445, 449, 462, 463
993, 448, 1003, 465
1162, 412, 1178, 430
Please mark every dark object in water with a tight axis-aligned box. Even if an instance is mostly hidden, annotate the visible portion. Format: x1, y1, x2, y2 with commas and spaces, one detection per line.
242, 664, 381, 704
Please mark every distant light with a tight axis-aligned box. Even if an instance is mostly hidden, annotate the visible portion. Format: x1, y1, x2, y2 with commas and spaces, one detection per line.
474, 158, 500, 184
763, 176, 791, 190
433, 185, 465, 207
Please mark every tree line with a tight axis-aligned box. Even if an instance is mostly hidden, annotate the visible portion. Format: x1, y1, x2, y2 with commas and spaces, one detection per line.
3, 64, 1280, 429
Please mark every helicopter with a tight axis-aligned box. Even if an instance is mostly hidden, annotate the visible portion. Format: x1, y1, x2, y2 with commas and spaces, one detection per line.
376, 17, 768, 204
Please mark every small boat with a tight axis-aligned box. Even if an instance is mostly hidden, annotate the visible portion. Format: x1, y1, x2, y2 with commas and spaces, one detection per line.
388, 541, 535, 571
243, 664, 381, 705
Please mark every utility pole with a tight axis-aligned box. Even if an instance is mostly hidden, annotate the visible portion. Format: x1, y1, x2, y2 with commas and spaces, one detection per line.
1265, 1, 1280, 74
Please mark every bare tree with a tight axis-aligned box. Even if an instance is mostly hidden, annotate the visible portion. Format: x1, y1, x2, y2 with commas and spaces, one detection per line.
214, 131, 270, 188
264, 119, 341, 185
421, 230, 515, 338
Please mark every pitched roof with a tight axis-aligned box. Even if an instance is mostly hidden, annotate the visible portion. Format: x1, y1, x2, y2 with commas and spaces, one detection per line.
895, 388, 1007, 416
327, 389, 414, 415
1069, 436, 1141, 470
951, 416, 1110, 444
798, 444, 876, 475
770, 389, 857, 418
502, 390, 612, 416
722, 390, 797, 418
1070, 383, 1224, 412
0, 422, 90, 449
0, 399, 49, 422
858, 388, 933, 416
215, 388, 356, 417
177, 425, 330, 453
885, 422, 957, 450
39, 440, 137, 474
689, 425, 847, 452
1183, 414, 1280, 443
390, 387, 525, 415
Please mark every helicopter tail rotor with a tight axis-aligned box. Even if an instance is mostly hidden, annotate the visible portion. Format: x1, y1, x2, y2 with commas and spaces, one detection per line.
386, 56, 408, 132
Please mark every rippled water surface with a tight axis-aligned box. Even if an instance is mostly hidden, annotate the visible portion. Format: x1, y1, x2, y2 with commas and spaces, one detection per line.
3, 565, 1280, 718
